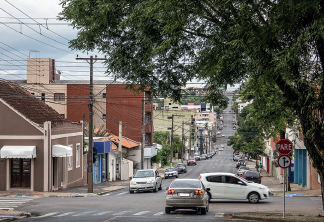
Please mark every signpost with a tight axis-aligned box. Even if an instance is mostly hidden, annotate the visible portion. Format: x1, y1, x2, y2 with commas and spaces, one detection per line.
276, 139, 293, 219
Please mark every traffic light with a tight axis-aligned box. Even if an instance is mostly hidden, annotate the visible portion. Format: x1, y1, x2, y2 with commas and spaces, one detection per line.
93, 147, 98, 163
93, 157, 97, 164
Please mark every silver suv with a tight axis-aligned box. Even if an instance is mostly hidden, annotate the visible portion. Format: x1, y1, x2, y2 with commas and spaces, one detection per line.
129, 169, 162, 193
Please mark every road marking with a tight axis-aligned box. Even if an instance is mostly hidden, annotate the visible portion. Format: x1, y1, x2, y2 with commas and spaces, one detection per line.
133, 211, 150, 216
103, 193, 110, 196
94, 211, 112, 216
215, 213, 224, 217
72, 211, 95, 216
36, 212, 58, 218
103, 216, 116, 222
153, 211, 164, 216
116, 192, 127, 196
112, 211, 129, 216
53, 212, 74, 217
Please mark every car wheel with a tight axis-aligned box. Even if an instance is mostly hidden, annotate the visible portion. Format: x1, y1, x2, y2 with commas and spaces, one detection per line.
176, 175, 178, 178
184, 170, 187, 173
129, 189, 134, 194
153, 184, 158, 192
158, 182, 162, 190
165, 176, 168, 179
201, 207, 207, 215
207, 192, 211, 203
165, 207, 171, 214
248, 192, 260, 203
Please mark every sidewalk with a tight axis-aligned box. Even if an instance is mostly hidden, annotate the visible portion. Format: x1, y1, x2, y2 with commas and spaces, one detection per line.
245, 160, 322, 197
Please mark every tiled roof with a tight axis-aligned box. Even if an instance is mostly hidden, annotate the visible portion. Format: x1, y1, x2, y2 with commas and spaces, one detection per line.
108, 134, 140, 149
0, 80, 67, 125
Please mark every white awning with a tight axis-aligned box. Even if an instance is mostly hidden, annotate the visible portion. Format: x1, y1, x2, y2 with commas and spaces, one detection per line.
0, 146, 36, 158
52, 145, 72, 157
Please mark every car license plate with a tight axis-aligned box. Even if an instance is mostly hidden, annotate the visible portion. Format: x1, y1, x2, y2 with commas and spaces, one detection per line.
179, 193, 190, 197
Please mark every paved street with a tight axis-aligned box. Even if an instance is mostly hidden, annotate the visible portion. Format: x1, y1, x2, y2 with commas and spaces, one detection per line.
2, 104, 320, 221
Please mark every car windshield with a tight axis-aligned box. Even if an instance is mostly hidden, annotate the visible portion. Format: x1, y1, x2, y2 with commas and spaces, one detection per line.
170, 180, 201, 188
175, 164, 184, 167
165, 168, 175, 172
246, 172, 259, 177
133, 170, 154, 178
240, 167, 249, 170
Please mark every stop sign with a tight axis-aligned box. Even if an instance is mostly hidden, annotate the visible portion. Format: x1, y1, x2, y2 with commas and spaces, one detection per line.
276, 139, 293, 155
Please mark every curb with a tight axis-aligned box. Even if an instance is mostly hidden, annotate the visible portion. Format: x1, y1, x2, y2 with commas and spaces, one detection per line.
97, 187, 127, 196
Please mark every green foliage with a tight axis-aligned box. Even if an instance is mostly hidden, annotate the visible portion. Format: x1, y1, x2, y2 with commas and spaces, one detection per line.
228, 105, 265, 155
60, 0, 324, 202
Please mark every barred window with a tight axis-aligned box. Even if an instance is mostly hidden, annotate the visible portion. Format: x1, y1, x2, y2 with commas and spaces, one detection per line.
54, 93, 65, 101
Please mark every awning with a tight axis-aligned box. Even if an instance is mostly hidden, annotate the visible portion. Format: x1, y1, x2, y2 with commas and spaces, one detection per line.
52, 145, 72, 157
0, 146, 36, 158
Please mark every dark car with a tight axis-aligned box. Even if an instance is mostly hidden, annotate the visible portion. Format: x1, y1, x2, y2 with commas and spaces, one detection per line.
243, 171, 262, 183
236, 159, 246, 168
174, 163, 187, 173
207, 153, 212, 159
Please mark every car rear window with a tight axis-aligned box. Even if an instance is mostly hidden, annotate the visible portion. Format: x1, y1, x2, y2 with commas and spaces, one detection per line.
170, 180, 201, 188
165, 168, 175, 172
245, 171, 259, 177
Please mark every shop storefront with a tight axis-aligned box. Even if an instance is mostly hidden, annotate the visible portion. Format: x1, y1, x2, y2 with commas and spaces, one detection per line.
93, 139, 112, 184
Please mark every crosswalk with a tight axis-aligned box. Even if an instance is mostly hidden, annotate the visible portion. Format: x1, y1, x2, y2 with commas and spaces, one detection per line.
0, 197, 38, 210
33, 210, 225, 219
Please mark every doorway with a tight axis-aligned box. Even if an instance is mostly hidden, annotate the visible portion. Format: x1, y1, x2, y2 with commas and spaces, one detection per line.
11, 158, 31, 188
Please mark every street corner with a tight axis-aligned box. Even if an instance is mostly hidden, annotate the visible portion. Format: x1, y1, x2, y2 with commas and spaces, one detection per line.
226, 211, 324, 222
0, 210, 31, 221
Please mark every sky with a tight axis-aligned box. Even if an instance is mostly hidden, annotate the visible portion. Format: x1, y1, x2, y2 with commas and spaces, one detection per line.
0, 0, 240, 91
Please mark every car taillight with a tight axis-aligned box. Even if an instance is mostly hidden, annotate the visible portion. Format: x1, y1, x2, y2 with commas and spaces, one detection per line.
167, 189, 175, 195
198, 176, 201, 180
195, 190, 203, 195
258, 177, 261, 180
243, 175, 246, 179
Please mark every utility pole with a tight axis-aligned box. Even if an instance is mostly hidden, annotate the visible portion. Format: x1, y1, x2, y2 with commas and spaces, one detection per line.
181, 121, 184, 163
170, 114, 174, 167
76, 55, 106, 193
189, 122, 191, 157
119, 121, 122, 179
141, 99, 145, 170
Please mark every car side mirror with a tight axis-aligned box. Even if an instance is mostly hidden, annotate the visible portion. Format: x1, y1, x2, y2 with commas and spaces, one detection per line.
165, 187, 169, 190
129, 176, 132, 180
206, 188, 210, 192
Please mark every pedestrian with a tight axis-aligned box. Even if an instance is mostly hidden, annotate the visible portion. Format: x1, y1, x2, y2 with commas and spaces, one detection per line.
258, 162, 263, 173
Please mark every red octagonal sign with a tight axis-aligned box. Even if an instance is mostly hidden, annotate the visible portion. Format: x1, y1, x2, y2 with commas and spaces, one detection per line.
276, 139, 293, 155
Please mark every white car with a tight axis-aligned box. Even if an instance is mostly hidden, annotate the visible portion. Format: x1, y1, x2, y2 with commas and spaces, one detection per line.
217, 131, 221, 135
219, 147, 224, 151
129, 169, 162, 193
198, 172, 269, 203
222, 134, 225, 137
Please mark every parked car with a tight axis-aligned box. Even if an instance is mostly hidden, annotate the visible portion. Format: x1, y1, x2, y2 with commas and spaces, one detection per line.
164, 167, 179, 179
217, 131, 221, 135
243, 171, 262, 184
233, 154, 241, 161
221, 144, 225, 148
237, 166, 250, 176
222, 134, 225, 137
198, 172, 269, 203
236, 159, 246, 168
129, 169, 162, 193
200, 154, 207, 160
174, 163, 187, 173
165, 179, 209, 214
187, 157, 197, 166
207, 153, 212, 159
194, 155, 201, 161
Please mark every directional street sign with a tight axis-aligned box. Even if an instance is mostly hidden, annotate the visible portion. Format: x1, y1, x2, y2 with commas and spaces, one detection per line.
278, 155, 291, 169
276, 139, 293, 155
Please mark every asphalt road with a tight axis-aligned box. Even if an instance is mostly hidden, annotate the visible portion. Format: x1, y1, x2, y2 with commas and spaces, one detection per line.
11, 99, 323, 221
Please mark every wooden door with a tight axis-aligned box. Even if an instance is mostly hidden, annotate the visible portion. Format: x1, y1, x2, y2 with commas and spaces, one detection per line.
11, 159, 31, 187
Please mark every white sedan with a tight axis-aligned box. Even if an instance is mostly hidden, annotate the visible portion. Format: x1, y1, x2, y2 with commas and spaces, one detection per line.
222, 134, 225, 137
217, 131, 221, 135
199, 172, 269, 203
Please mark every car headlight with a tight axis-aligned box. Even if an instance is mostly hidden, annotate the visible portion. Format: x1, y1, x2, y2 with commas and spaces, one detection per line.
130, 181, 136, 185
147, 180, 155, 184
259, 187, 266, 190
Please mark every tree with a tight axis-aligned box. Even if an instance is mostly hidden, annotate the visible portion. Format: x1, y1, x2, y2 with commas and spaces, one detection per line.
228, 105, 265, 156
60, 1, 324, 208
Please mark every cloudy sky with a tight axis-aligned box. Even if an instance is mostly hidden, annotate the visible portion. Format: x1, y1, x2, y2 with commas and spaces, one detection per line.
0, 0, 111, 81
0, 0, 239, 90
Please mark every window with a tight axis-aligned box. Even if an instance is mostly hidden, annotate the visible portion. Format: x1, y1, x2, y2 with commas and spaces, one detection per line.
145, 112, 151, 125
54, 93, 65, 101
225, 176, 244, 185
68, 145, 73, 170
169, 103, 171, 105
145, 133, 151, 146
41, 93, 45, 102
76, 143, 80, 167
103, 114, 106, 119
60, 114, 65, 118
31, 93, 34, 96
206, 176, 222, 183
103, 93, 106, 98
